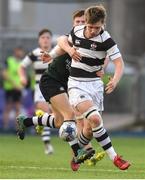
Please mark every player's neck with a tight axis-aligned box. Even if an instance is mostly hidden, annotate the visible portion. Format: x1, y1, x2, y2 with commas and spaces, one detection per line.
41, 47, 50, 52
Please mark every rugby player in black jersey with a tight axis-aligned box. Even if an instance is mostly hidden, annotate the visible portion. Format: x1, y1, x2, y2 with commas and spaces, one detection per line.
17, 10, 98, 171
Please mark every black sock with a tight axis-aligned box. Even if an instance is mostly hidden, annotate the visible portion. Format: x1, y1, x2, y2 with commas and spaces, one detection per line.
23, 113, 55, 128
68, 138, 81, 157
71, 143, 80, 156
23, 118, 34, 127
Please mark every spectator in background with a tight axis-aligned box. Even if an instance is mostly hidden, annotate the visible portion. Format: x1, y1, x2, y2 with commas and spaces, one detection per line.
2, 47, 24, 130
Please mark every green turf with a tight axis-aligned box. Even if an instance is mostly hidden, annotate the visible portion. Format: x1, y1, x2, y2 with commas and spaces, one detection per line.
0, 135, 144, 179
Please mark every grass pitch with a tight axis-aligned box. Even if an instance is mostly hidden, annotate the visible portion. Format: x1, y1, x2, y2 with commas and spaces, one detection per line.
0, 135, 144, 179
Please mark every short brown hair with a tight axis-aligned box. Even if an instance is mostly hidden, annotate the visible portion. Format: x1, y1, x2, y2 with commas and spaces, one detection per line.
72, 10, 85, 20
85, 5, 106, 24
38, 28, 52, 37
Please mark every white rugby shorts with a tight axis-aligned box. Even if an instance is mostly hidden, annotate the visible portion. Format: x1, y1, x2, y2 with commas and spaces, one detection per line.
68, 78, 104, 111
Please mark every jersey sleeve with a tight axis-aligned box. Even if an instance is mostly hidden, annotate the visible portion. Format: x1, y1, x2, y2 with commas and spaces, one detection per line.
21, 50, 38, 68
107, 44, 122, 61
103, 31, 122, 61
21, 54, 32, 68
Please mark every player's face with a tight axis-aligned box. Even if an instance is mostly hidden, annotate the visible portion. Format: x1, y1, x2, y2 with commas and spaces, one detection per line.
38, 32, 52, 51
85, 21, 104, 38
14, 48, 25, 60
73, 15, 85, 27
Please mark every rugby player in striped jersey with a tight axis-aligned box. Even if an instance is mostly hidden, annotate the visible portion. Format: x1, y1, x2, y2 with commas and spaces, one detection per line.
57, 5, 131, 170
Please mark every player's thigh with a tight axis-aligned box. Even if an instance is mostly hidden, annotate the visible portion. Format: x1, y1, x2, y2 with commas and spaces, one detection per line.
68, 87, 93, 113
50, 93, 75, 120
76, 100, 94, 115
40, 74, 74, 119
39, 73, 66, 103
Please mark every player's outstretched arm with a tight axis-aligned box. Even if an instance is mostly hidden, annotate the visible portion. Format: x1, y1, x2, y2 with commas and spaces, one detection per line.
41, 45, 66, 63
18, 65, 27, 87
105, 57, 124, 94
57, 35, 81, 61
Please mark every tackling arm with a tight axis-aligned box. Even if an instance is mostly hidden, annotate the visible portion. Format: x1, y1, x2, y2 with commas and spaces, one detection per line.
57, 35, 81, 61
41, 45, 66, 63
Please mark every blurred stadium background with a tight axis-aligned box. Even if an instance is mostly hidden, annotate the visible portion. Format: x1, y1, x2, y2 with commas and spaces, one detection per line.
0, 0, 145, 133
0, 0, 145, 179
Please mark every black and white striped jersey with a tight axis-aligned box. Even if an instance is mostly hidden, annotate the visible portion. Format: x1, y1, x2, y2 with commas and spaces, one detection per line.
21, 47, 48, 83
68, 25, 122, 81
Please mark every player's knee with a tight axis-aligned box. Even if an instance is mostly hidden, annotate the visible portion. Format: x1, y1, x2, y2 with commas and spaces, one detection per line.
83, 106, 102, 127
89, 114, 101, 126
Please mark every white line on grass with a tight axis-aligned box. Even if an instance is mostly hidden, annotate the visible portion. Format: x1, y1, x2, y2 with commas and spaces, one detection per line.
1, 165, 145, 174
